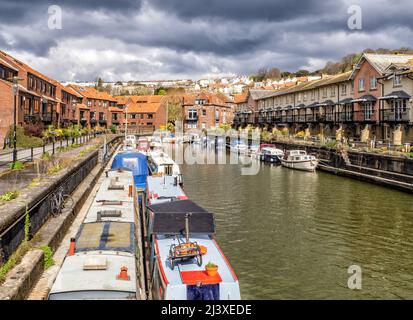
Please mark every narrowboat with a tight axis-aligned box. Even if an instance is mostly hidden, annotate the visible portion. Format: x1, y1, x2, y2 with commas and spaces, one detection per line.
148, 151, 183, 185
145, 200, 241, 300
281, 150, 318, 172
124, 135, 137, 150
111, 151, 149, 190
48, 169, 141, 300
146, 175, 187, 206
137, 137, 150, 155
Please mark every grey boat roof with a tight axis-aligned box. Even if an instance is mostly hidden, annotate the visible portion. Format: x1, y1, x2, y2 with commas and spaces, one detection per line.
49, 251, 137, 296
84, 169, 135, 224
147, 175, 186, 205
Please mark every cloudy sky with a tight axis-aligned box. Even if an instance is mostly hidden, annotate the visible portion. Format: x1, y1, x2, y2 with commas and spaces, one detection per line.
0, 0, 412, 81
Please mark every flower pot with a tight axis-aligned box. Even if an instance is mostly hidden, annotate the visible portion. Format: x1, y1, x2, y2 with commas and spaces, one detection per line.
205, 266, 218, 277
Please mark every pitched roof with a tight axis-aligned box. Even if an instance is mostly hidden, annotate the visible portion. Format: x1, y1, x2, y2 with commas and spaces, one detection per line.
68, 85, 116, 101
232, 93, 248, 104
0, 50, 56, 85
353, 53, 413, 77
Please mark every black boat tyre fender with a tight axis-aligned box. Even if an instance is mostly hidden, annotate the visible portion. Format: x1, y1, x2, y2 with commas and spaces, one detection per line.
170, 258, 175, 270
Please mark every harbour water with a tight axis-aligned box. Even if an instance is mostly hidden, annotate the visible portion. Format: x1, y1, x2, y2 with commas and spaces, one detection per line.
176, 145, 413, 299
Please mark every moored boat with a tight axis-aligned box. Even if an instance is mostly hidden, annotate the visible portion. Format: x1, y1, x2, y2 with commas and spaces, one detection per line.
281, 150, 318, 172
145, 200, 241, 300
259, 146, 284, 164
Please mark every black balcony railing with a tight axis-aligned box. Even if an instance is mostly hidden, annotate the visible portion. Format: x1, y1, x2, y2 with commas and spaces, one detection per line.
352, 110, 379, 123
99, 119, 107, 125
336, 112, 353, 123
186, 116, 198, 121
24, 114, 41, 122
381, 108, 410, 123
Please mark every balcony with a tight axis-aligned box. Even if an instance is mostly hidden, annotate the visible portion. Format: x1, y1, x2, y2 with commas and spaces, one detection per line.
325, 113, 335, 123
90, 119, 97, 125
336, 112, 353, 123
382, 108, 410, 123
186, 116, 198, 122
24, 114, 41, 123
352, 110, 379, 123
99, 119, 107, 125
40, 113, 57, 123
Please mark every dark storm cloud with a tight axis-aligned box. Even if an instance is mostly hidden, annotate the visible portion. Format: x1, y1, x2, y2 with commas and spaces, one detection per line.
150, 0, 343, 22
0, 0, 412, 80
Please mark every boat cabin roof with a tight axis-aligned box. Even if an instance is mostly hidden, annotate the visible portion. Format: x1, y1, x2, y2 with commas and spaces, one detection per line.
49, 252, 137, 298
84, 170, 135, 223
148, 200, 215, 235
155, 234, 238, 287
147, 176, 186, 205
75, 221, 135, 254
289, 150, 307, 156
150, 151, 176, 166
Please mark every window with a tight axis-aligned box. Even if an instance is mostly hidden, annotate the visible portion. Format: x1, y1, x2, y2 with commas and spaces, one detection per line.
303, 92, 307, 101
202, 109, 206, 116
393, 75, 402, 86
90, 112, 95, 120
201, 122, 206, 129
363, 102, 374, 120
195, 99, 205, 105
330, 86, 335, 97
358, 78, 365, 91
369, 77, 377, 90
341, 84, 347, 94
322, 88, 327, 98
147, 114, 153, 119
311, 91, 315, 100
0, 67, 4, 79
188, 109, 197, 119
87, 100, 92, 107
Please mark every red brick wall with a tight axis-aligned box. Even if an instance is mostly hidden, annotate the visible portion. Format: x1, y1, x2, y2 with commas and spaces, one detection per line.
353, 59, 381, 121
0, 81, 14, 148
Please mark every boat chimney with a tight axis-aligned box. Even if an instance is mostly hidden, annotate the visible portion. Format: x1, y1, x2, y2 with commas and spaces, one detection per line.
185, 213, 192, 243
128, 185, 133, 197
68, 237, 75, 256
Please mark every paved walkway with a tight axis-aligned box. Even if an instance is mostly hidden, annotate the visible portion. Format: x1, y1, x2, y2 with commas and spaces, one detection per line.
0, 136, 101, 196
0, 136, 94, 169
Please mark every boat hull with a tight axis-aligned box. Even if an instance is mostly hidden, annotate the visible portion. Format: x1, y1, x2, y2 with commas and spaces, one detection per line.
260, 154, 281, 164
281, 159, 318, 172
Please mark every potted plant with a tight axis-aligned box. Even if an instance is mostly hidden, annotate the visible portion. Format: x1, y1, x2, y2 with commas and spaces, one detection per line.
205, 262, 218, 277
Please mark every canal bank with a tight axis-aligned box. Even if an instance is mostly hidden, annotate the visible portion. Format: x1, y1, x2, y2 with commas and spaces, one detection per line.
178, 145, 413, 299
253, 139, 413, 193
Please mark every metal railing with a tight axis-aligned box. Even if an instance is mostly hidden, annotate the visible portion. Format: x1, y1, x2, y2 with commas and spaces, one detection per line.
1, 134, 95, 169
0, 135, 121, 264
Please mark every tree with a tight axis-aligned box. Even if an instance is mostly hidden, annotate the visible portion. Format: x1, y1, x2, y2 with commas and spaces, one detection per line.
163, 96, 183, 124
294, 69, 310, 77
266, 67, 281, 80
96, 77, 104, 91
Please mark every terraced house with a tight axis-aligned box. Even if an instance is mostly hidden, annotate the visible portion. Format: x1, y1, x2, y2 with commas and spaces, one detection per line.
235, 53, 413, 145
182, 92, 235, 131
68, 85, 118, 129
118, 95, 166, 133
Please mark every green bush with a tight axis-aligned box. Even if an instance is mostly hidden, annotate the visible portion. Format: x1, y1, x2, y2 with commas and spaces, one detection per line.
109, 124, 117, 134
8, 160, 24, 170
40, 245, 54, 269
8, 125, 43, 148
1, 191, 19, 201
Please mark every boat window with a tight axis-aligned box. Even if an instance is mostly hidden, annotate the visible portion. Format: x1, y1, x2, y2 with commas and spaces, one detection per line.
164, 165, 173, 175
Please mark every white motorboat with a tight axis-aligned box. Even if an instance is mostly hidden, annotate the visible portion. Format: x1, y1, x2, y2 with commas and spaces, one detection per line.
230, 141, 248, 154
259, 147, 284, 164
281, 150, 318, 172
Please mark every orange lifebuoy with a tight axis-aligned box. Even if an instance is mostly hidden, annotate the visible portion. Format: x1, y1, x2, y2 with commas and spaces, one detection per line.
199, 245, 207, 255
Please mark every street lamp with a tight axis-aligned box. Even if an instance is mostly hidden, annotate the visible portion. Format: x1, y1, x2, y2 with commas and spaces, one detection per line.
124, 104, 128, 139
11, 76, 23, 167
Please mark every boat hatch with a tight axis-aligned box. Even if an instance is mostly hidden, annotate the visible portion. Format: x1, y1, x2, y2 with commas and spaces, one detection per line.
149, 200, 215, 235
181, 270, 222, 285
97, 200, 123, 206
83, 257, 108, 270
75, 222, 135, 253
108, 178, 124, 190
187, 284, 220, 300
96, 210, 122, 221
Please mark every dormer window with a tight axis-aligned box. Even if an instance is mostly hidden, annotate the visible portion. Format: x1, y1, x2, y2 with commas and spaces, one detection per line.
195, 99, 206, 105
393, 75, 402, 87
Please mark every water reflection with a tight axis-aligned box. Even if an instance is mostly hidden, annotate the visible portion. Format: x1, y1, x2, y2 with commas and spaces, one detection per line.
171, 144, 413, 299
